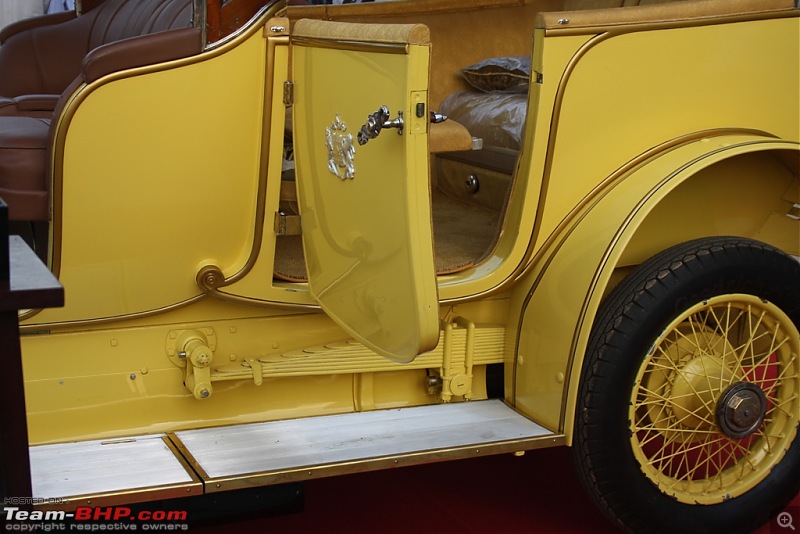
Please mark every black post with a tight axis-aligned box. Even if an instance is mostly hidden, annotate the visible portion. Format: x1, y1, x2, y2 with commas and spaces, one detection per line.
0, 199, 8, 289
0, 199, 63, 507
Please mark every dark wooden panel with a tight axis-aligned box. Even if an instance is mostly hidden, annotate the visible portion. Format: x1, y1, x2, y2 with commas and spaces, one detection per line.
207, 0, 271, 43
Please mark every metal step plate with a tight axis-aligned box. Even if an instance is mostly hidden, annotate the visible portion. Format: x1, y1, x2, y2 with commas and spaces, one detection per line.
172, 400, 561, 492
29, 401, 561, 506
30, 434, 202, 509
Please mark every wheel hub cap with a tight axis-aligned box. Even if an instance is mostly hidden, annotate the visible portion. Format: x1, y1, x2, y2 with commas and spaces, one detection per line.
716, 382, 767, 439
670, 353, 732, 431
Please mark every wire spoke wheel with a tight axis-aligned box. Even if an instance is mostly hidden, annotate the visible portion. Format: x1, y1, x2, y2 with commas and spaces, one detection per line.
572, 237, 800, 534
631, 294, 799, 504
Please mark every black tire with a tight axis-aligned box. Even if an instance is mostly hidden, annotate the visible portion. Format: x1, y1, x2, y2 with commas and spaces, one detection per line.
572, 237, 800, 534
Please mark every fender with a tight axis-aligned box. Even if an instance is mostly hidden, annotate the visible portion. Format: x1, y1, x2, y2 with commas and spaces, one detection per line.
511, 133, 799, 439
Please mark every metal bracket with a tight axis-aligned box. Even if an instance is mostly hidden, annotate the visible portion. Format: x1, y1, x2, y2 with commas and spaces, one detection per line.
274, 211, 302, 236
436, 317, 476, 402
166, 329, 216, 400
283, 81, 294, 106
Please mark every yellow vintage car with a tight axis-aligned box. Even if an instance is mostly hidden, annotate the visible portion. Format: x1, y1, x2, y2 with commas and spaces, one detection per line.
0, 0, 798, 531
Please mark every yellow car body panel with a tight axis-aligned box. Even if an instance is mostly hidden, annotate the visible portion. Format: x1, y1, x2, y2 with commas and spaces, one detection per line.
513, 136, 799, 434
14, 0, 797, 440
509, 11, 800, 432
16, 0, 798, 446
3, 0, 798, 526
42, 22, 271, 324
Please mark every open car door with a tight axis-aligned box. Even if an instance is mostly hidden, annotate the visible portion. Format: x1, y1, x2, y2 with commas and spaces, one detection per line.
291, 19, 438, 363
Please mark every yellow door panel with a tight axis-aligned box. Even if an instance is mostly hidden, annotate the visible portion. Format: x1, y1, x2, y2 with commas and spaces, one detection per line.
292, 20, 438, 362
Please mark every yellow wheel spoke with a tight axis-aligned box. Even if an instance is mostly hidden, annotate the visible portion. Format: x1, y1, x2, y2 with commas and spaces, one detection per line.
635, 384, 718, 428
766, 394, 799, 419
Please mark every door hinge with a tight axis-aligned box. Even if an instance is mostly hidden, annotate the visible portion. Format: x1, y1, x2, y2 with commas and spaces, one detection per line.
274, 211, 302, 236
283, 81, 294, 105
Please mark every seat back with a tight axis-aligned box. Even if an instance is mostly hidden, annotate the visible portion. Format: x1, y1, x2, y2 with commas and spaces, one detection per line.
87, 0, 193, 51
0, 0, 193, 98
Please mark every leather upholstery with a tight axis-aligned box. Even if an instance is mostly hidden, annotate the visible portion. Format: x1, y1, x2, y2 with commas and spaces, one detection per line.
0, 117, 50, 221
0, 0, 197, 222
0, 95, 60, 119
0, 0, 193, 99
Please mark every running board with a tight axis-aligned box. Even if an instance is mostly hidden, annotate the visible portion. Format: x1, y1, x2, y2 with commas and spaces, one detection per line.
31, 400, 562, 508
30, 435, 203, 509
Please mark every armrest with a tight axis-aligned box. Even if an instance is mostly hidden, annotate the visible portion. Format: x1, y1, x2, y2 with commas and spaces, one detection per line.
0, 12, 76, 45
14, 94, 59, 111
429, 119, 480, 153
293, 19, 430, 46
0, 95, 59, 118
81, 28, 204, 84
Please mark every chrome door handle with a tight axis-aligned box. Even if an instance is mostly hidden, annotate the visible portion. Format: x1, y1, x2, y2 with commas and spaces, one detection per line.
357, 105, 404, 145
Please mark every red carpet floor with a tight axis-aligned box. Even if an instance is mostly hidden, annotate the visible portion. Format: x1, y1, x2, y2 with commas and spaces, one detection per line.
194, 446, 799, 533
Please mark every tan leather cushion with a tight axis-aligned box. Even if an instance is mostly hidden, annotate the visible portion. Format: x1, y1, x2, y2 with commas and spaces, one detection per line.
293, 19, 430, 46
0, 117, 50, 221
429, 120, 475, 154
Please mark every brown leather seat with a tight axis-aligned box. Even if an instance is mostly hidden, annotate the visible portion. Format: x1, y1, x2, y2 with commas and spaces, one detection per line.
0, 0, 194, 116
0, 117, 50, 221
0, 0, 199, 222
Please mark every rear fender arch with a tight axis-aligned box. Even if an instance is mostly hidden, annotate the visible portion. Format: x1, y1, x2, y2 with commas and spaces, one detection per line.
511, 135, 799, 440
